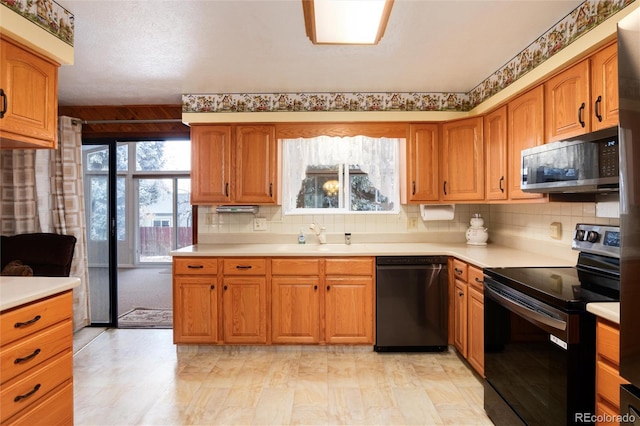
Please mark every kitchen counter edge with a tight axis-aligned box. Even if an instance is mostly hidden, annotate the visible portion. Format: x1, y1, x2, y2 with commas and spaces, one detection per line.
587, 302, 620, 324
171, 242, 575, 269
0, 276, 81, 311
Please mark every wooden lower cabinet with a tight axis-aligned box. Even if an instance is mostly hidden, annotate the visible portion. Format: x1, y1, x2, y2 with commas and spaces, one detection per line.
173, 277, 218, 343
451, 258, 484, 377
222, 276, 267, 344
467, 279, 484, 377
0, 291, 74, 425
173, 257, 219, 344
453, 279, 468, 357
173, 256, 374, 345
325, 276, 373, 344
595, 318, 629, 426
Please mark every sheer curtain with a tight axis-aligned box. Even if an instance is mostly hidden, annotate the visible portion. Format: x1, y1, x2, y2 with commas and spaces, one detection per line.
282, 135, 400, 211
0, 116, 90, 330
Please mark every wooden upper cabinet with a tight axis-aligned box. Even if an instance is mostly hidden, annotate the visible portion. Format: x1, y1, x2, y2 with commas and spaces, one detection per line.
190, 125, 232, 204
190, 124, 277, 205
591, 43, 619, 131
484, 106, 508, 201
545, 59, 591, 142
508, 85, 546, 200
441, 117, 484, 201
405, 123, 440, 203
0, 37, 59, 149
235, 125, 277, 204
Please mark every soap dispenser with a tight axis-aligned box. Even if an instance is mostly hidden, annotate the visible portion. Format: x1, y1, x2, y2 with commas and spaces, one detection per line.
298, 229, 306, 244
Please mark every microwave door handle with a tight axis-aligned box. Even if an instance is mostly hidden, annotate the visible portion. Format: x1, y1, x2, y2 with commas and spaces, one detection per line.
485, 284, 567, 333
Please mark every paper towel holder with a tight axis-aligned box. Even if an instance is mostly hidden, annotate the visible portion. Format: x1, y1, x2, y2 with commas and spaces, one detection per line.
420, 204, 455, 221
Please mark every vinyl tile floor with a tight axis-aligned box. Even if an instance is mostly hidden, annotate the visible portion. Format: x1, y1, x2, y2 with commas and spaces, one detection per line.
73, 329, 493, 425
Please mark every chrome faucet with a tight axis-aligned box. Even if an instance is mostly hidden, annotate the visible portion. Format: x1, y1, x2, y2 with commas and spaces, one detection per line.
309, 223, 327, 244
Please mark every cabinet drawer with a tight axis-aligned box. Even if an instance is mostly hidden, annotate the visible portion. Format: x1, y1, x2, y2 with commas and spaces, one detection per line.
1, 351, 72, 423
5, 381, 73, 426
468, 265, 484, 292
597, 360, 627, 408
1, 320, 72, 385
223, 258, 267, 275
272, 258, 320, 276
597, 319, 620, 365
452, 259, 468, 282
1, 292, 72, 346
174, 257, 218, 275
325, 258, 373, 276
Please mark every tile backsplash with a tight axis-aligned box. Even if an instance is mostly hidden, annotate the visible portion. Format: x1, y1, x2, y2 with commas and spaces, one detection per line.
197, 201, 619, 250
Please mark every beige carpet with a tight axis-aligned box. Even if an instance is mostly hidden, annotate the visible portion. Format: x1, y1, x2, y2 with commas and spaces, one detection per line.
118, 307, 173, 329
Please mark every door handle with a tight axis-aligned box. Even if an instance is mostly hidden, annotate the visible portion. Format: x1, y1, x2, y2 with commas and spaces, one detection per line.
412, 181, 416, 195
578, 102, 586, 128
0, 89, 6, 119
443, 181, 447, 195
499, 176, 504, 193
595, 96, 603, 122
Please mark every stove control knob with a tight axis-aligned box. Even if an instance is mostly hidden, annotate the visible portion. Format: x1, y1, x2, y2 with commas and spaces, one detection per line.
574, 229, 586, 241
586, 230, 599, 243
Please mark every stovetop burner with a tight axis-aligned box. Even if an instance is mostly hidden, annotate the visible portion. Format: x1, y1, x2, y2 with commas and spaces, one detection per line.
484, 224, 620, 311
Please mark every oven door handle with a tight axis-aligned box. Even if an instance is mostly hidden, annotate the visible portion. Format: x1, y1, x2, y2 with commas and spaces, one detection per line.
485, 283, 567, 333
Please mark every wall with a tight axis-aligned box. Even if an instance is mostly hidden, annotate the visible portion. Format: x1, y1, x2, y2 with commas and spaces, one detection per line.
196, 200, 619, 259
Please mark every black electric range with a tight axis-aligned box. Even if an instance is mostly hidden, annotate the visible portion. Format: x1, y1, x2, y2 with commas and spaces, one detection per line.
483, 224, 620, 426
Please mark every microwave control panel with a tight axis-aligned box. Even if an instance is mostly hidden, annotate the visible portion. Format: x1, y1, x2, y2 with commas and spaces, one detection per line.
599, 139, 619, 177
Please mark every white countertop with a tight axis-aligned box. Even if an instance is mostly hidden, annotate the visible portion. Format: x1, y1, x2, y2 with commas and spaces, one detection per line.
172, 242, 574, 269
0, 276, 81, 311
587, 302, 620, 324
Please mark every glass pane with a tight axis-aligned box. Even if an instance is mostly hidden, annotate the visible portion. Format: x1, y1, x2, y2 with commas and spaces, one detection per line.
116, 144, 128, 171
297, 166, 340, 208
177, 178, 192, 249
83, 144, 111, 324
117, 177, 126, 240
135, 140, 190, 171
89, 176, 108, 240
350, 166, 392, 211
138, 178, 173, 262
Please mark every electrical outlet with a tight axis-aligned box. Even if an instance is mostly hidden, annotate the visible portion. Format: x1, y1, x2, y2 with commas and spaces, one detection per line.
550, 222, 562, 239
253, 218, 267, 231
407, 217, 418, 230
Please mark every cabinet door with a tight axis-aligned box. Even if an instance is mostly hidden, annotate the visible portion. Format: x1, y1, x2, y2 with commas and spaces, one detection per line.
325, 277, 373, 344
441, 117, 484, 201
484, 106, 508, 201
272, 277, 320, 343
406, 123, 440, 202
591, 43, 619, 131
545, 59, 590, 142
234, 125, 277, 204
0, 38, 58, 149
468, 285, 484, 377
173, 277, 218, 343
454, 279, 468, 358
507, 85, 546, 200
222, 276, 267, 343
190, 125, 232, 204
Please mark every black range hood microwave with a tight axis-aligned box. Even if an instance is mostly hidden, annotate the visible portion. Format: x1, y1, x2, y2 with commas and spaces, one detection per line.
520, 126, 619, 194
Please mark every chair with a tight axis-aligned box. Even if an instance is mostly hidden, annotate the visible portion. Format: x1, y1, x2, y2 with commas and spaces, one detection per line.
1, 233, 77, 277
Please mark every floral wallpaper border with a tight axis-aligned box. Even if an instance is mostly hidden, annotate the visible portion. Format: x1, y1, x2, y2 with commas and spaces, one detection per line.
1, 0, 74, 46
184, 0, 635, 114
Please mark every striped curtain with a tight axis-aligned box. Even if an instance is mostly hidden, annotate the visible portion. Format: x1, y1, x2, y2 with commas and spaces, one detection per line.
0, 116, 90, 330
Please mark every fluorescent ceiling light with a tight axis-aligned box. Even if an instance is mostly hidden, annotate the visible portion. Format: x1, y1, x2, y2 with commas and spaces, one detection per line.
303, 0, 394, 45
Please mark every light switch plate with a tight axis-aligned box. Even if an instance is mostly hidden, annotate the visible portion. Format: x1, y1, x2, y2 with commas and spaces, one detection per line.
253, 218, 267, 231
550, 222, 562, 239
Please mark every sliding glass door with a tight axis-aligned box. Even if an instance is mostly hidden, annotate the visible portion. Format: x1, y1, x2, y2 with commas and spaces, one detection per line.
82, 140, 191, 327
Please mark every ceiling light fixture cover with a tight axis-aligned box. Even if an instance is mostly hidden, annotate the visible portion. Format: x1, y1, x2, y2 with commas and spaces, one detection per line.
303, 0, 394, 45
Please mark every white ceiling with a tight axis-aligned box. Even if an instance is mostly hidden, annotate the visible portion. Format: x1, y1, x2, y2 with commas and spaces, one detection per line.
56, 0, 584, 107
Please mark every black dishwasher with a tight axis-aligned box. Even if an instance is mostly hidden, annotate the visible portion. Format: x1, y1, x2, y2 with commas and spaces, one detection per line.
374, 256, 448, 352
